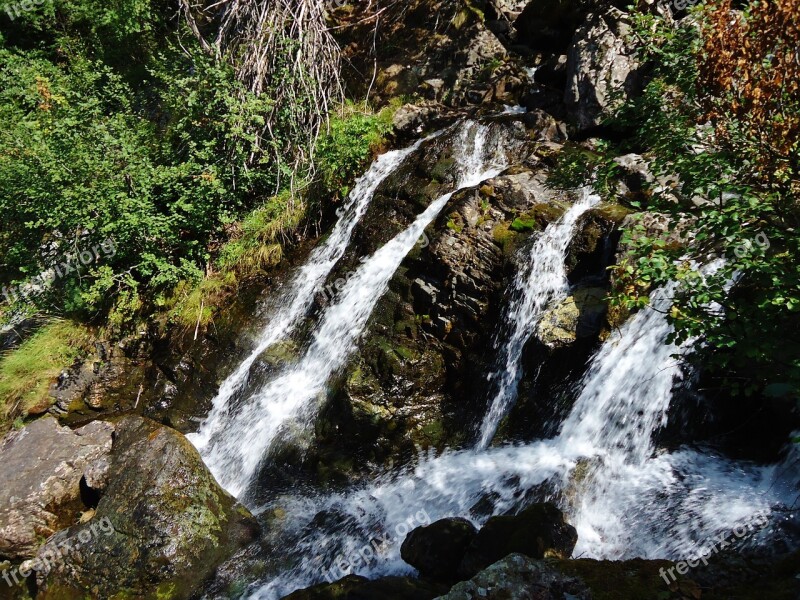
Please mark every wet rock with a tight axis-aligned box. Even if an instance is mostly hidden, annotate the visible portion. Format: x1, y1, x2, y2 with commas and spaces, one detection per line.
393, 102, 459, 138
438, 553, 591, 600
34, 416, 260, 600
535, 287, 608, 348
522, 108, 568, 142
0, 417, 113, 560
565, 8, 643, 131
401, 517, 479, 582
458, 503, 578, 578
283, 574, 447, 599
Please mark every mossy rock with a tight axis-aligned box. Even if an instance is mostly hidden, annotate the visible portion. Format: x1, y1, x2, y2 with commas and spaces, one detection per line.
536, 287, 608, 348
510, 217, 537, 232
257, 339, 299, 368
592, 202, 632, 225
492, 223, 519, 255
35, 416, 260, 600
431, 156, 456, 182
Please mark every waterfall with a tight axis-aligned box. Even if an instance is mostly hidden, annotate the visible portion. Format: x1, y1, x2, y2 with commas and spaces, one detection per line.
197, 121, 514, 498
477, 191, 601, 449
243, 279, 797, 599
188, 136, 430, 455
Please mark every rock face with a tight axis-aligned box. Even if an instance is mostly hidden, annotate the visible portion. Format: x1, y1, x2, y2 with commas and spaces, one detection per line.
437, 553, 591, 600
332, 0, 525, 108
565, 8, 642, 131
401, 518, 479, 582
458, 503, 578, 578
34, 416, 259, 600
0, 416, 113, 560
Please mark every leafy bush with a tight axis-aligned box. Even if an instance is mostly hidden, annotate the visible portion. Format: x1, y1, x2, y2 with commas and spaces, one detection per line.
608, 2, 800, 397
0, 0, 305, 327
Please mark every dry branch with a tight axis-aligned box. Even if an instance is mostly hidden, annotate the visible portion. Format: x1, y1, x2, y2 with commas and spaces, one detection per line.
179, 0, 343, 185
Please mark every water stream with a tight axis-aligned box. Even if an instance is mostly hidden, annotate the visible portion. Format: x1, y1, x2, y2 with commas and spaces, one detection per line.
194, 121, 514, 498
477, 191, 601, 448
186, 123, 797, 599
244, 280, 796, 598
189, 135, 430, 456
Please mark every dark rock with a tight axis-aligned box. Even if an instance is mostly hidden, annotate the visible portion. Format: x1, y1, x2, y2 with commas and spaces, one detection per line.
522, 108, 567, 142
401, 517, 478, 582
0, 417, 113, 560
438, 553, 591, 600
282, 574, 447, 600
515, 0, 601, 52
537, 54, 569, 88
458, 503, 578, 578
34, 416, 260, 600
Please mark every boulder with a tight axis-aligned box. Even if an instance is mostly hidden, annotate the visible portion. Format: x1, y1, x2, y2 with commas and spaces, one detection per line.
535, 287, 608, 348
437, 553, 591, 600
458, 503, 578, 578
34, 416, 260, 600
0, 416, 113, 560
401, 517, 478, 582
565, 8, 642, 131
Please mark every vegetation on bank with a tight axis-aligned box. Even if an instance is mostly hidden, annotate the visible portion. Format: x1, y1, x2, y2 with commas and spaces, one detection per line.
0, 2, 396, 335
574, 0, 799, 398
0, 0, 398, 423
0, 320, 90, 430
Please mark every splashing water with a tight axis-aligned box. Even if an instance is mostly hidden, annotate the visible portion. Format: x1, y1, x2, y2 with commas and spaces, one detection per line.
244, 278, 797, 598
477, 191, 601, 448
197, 121, 515, 498
189, 135, 432, 454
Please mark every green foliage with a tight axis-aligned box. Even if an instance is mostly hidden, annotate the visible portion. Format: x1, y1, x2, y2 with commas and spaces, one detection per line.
608, 8, 800, 397
510, 217, 536, 232
217, 190, 306, 275
315, 101, 397, 200
547, 143, 621, 197
0, 0, 306, 328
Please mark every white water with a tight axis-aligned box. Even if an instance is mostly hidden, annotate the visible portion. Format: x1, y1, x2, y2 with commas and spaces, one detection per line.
245, 279, 797, 599
198, 121, 514, 498
188, 137, 432, 456
477, 191, 601, 448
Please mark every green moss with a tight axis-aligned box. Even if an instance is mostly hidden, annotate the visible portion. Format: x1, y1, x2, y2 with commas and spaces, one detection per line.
510, 217, 537, 232
165, 270, 238, 331
0, 320, 91, 431
217, 189, 305, 275
394, 345, 418, 361
492, 223, 519, 255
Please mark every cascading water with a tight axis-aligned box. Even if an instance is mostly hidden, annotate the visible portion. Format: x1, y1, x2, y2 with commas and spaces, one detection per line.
189, 136, 430, 455
477, 191, 601, 449
244, 275, 797, 599
196, 121, 514, 498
